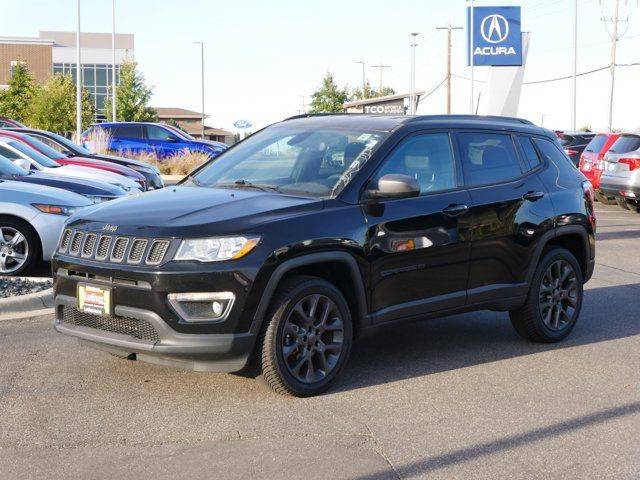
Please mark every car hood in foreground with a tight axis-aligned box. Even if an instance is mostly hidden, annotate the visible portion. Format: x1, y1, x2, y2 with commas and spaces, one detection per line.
68, 185, 323, 237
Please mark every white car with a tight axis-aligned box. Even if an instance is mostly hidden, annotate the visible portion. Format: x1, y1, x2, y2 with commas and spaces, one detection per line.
0, 180, 92, 275
0, 136, 142, 193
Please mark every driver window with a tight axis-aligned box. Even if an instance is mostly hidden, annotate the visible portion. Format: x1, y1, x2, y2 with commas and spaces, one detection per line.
374, 133, 455, 194
147, 126, 175, 141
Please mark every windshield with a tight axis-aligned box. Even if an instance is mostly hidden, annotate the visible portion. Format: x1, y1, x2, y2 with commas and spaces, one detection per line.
187, 126, 387, 198
609, 135, 640, 154
163, 124, 194, 140
7, 140, 61, 168
0, 154, 27, 175
20, 135, 67, 159
36, 131, 93, 156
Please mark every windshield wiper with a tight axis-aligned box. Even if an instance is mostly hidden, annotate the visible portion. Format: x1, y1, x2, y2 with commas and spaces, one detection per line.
214, 180, 281, 193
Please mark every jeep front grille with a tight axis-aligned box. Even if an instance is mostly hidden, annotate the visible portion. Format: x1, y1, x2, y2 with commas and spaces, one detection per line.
60, 306, 159, 343
58, 229, 172, 266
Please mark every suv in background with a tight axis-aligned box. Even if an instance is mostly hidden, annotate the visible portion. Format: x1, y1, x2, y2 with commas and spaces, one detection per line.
578, 133, 620, 204
556, 131, 596, 167
83, 122, 227, 159
53, 114, 595, 397
599, 133, 640, 211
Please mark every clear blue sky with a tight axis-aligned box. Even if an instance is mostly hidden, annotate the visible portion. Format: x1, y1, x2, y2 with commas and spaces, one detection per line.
4, 0, 639, 131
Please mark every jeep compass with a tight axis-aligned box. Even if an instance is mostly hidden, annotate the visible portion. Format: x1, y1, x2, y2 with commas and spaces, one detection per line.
53, 114, 596, 397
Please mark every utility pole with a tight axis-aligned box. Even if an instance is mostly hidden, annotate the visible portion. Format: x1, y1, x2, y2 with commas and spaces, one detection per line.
299, 95, 306, 114
571, 0, 577, 130
409, 33, 419, 115
371, 63, 391, 93
75, 0, 82, 142
436, 23, 463, 114
468, 0, 475, 114
111, 0, 116, 122
355, 61, 366, 95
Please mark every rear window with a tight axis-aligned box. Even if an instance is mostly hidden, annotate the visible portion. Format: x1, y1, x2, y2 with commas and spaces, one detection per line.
114, 125, 144, 139
609, 135, 640, 154
516, 136, 542, 170
585, 135, 607, 153
457, 132, 522, 186
557, 135, 574, 147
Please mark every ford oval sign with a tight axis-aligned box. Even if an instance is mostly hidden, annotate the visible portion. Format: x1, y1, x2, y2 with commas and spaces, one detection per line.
233, 119, 252, 129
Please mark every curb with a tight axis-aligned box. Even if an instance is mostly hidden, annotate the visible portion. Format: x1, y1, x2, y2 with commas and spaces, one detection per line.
0, 287, 54, 315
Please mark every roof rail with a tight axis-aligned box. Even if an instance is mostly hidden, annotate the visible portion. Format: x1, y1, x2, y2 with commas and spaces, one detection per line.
282, 113, 349, 121
408, 114, 534, 125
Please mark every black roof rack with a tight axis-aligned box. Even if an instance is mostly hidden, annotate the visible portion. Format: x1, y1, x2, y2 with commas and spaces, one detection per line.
282, 113, 349, 121
407, 114, 534, 125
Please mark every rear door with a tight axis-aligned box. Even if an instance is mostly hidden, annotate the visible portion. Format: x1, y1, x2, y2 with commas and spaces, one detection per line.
455, 131, 555, 305
363, 131, 472, 323
112, 125, 148, 155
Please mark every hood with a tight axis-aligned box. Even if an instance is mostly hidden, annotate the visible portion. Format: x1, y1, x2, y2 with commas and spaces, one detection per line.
0, 179, 93, 206
29, 172, 127, 196
70, 185, 323, 237
89, 153, 160, 173
65, 156, 145, 180
50, 164, 142, 191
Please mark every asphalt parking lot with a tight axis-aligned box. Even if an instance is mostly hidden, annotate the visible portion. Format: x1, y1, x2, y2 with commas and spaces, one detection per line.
1, 202, 639, 480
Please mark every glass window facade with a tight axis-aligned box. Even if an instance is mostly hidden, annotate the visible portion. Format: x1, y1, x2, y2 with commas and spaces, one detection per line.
53, 63, 121, 120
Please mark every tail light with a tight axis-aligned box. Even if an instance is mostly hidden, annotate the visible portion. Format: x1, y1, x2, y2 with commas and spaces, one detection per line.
618, 157, 640, 171
564, 149, 579, 156
582, 180, 596, 228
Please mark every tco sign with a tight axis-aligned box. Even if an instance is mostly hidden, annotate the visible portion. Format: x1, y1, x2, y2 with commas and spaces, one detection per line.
467, 6, 522, 66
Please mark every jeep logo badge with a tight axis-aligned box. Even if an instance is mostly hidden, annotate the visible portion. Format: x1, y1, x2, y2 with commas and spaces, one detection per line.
101, 224, 118, 232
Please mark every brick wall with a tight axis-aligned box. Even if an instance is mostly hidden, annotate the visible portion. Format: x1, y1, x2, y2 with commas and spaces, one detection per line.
0, 44, 53, 86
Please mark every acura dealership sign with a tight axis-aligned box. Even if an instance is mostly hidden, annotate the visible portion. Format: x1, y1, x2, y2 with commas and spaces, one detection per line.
468, 6, 522, 66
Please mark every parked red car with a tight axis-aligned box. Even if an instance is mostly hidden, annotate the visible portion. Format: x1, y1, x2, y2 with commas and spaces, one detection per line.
578, 133, 620, 204
0, 130, 147, 190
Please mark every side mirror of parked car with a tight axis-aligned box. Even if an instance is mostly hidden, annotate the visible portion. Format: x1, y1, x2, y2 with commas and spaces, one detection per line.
166, 136, 177, 143
365, 174, 421, 200
12, 158, 31, 172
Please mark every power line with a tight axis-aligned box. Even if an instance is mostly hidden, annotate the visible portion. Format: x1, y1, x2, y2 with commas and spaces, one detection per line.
416, 77, 448, 105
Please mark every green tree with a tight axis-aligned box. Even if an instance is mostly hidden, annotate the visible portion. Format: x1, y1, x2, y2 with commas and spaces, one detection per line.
0, 63, 36, 123
164, 118, 188, 134
105, 59, 157, 121
27, 74, 94, 134
308, 72, 349, 113
350, 81, 395, 101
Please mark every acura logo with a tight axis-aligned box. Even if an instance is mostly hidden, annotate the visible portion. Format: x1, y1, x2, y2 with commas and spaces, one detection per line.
480, 14, 509, 43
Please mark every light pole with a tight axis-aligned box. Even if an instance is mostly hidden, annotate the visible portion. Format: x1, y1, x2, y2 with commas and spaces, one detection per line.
410, 33, 419, 115
468, 0, 475, 114
194, 41, 205, 139
571, 0, 577, 131
355, 61, 366, 95
111, 0, 116, 122
371, 63, 391, 93
607, 0, 620, 133
75, 0, 82, 142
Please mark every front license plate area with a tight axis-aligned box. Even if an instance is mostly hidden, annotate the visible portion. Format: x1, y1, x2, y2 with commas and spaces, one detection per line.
77, 284, 112, 316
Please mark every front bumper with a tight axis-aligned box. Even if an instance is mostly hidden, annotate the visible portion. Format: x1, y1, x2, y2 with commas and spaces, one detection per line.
54, 294, 256, 372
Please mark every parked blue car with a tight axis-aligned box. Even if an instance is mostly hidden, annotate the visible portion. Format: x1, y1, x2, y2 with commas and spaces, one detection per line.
82, 122, 227, 159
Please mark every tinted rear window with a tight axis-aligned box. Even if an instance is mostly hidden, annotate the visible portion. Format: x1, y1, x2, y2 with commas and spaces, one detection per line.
115, 125, 144, 139
458, 132, 522, 186
557, 135, 574, 146
585, 135, 607, 153
609, 135, 640, 154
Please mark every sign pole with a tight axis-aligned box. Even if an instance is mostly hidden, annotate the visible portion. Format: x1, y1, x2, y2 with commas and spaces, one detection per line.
571, 0, 577, 130
470, 0, 475, 114
76, 0, 82, 142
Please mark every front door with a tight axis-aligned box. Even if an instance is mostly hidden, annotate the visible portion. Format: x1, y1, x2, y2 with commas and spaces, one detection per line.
363, 132, 472, 324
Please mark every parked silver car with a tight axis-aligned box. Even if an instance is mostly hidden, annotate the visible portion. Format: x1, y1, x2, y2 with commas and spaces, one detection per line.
599, 133, 640, 211
0, 180, 92, 275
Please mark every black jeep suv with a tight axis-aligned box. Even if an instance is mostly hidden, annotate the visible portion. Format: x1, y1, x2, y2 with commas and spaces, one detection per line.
53, 114, 595, 396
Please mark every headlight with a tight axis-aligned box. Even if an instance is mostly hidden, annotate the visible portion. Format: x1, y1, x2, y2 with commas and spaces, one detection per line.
174, 235, 261, 262
85, 195, 116, 204
32, 204, 81, 216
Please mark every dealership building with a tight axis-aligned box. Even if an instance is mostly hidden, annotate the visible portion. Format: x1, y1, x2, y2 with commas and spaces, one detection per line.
0, 31, 134, 119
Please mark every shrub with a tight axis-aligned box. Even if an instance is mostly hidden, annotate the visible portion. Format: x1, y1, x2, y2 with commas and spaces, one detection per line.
84, 127, 113, 155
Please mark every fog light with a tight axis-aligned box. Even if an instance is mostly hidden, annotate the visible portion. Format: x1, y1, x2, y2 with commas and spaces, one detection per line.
168, 292, 235, 323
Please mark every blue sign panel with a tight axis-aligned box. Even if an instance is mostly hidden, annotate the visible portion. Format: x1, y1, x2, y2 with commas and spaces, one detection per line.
467, 6, 522, 66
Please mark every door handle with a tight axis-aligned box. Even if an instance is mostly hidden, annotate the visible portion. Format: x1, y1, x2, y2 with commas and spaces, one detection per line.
442, 204, 469, 217
522, 191, 545, 202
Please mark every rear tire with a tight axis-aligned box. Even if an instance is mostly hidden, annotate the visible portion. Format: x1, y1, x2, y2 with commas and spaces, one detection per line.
594, 190, 616, 205
509, 247, 583, 343
615, 197, 630, 210
0, 217, 41, 276
261, 275, 353, 397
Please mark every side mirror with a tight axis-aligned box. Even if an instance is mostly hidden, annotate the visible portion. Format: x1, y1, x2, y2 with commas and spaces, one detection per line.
12, 158, 31, 171
166, 136, 177, 143
366, 174, 420, 200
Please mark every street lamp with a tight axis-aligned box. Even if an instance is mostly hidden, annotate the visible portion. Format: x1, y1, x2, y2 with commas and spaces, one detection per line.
111, 0, 116, 122
194, 41, 205, 139
467, 0, 475, 114
410, 33, 419, 115
76, 0, 82, 142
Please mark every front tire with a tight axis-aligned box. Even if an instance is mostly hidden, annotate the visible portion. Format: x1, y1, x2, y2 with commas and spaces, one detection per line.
0, 218, 40, 276
261, 276, 353, 397
510, 247, 584, 343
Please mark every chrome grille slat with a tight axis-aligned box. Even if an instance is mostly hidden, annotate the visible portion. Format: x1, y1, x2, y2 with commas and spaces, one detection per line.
58, 230, 170, 265
81, 234, 97, 257
127, 239, 148, 264
146, 240, 170, 265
